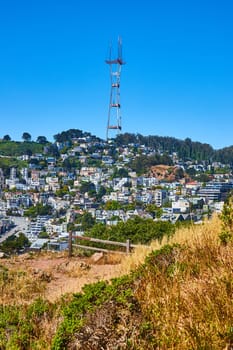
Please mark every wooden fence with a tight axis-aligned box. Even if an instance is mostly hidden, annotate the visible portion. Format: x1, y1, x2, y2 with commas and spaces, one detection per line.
68, 232, 137, 257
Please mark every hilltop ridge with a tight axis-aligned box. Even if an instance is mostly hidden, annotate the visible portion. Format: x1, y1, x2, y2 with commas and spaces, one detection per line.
1, 129, 233, 164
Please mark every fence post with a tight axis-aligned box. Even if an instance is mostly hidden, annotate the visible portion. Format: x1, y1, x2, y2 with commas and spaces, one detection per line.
68, 231, 72, 258
126, 239, 130, 254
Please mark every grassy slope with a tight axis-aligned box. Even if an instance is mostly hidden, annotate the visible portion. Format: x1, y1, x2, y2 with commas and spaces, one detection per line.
0, 141, 45, 156
0, 215, 233, 349
0, 141, 45, 171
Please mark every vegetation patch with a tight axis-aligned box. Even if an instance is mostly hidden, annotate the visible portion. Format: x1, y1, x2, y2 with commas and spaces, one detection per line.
0, 214, 233, 349
51, 274, 136, 349
0, 299, 56, 350
0, 140, 44, 157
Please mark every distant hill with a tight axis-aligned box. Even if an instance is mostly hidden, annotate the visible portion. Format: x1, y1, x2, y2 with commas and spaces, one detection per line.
0, 140, 45, 157
1, 128, 233, 164
116, 133, 233, 164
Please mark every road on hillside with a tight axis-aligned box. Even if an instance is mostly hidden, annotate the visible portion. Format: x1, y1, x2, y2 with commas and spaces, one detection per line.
0, 216, 29, 244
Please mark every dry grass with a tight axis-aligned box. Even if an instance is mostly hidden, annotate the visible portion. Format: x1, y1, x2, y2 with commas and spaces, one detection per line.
0, 215, 222, 306
1, 215, 232, 349
0, 266, 47, 305
130, 214, 233, 349
120, 214, 222, 275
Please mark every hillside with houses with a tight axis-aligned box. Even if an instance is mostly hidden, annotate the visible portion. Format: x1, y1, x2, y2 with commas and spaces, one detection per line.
0, 129, 233, 349
0, 129, 233, 253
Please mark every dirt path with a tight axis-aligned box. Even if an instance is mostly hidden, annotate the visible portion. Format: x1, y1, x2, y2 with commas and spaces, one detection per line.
2, 252, 125, 302
45, 262, 123, 301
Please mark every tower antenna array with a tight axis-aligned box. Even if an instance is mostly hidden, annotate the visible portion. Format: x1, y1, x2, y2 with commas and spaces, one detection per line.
106, 37, 125, 140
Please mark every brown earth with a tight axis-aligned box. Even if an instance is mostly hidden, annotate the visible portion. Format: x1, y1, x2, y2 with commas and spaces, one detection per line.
1, 251, 125, 302
150, 164, 185, 182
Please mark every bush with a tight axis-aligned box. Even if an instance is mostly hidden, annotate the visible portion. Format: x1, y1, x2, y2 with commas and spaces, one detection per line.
219, 193, 233, 244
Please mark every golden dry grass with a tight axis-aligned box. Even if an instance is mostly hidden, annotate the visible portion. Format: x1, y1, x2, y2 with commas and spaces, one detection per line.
1, 215, 232, 349
129, 214, 233, 349
120, 214, 222, 275
0, 215, 222, 306
0, 267, 46, 305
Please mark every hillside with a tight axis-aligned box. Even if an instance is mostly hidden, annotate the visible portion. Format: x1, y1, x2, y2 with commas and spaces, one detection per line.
116, 132, 233, 164
150, 164, 185, 181
0, 212, 233, 349
2, 129, 233, 164
0, 140, 45, 156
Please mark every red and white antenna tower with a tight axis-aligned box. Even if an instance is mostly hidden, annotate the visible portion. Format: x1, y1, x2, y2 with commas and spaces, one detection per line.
106, 37, 126, 140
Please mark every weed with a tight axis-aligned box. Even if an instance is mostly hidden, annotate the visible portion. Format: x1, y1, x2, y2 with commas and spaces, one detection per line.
219, 231, 232, 245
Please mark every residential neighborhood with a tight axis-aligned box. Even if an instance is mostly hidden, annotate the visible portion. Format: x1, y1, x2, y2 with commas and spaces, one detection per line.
0, 130, 232, 250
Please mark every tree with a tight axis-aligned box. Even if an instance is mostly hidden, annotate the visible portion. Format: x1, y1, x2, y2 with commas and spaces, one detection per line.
175, 167, 185, 180
0, 232, 30, 254
111, 167, 129, 178
22, 132, 31, 142
116, 132, 215, 162
186, 167, 197, 177
104, 200, 121, 210
38, 228, 49, 238
80, 212, 95, 230
46, 144, 60, 157
54, 129, 83, 143
3, 135, 11, 141
62, 158, 73, 171
80, 181, 95, 194
36, 136, 48, 144
195, 173, 211, 183
145, 204, 162, 218
29, 158, 39, 165
88, 189, 97, 198
96, 186, 106, 201
55, 185, 69, 198
25, 149, 33, 157
88, 216, 175, 245
24, 203, 53, 218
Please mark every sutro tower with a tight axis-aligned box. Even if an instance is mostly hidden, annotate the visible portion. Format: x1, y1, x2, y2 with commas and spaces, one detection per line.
106, 37, 126, 140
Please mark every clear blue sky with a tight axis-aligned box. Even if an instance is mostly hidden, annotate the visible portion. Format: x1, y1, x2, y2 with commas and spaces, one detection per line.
0, 0, 232, 149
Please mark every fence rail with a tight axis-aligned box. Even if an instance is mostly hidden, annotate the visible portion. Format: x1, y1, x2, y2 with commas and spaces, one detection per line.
68, 232, 137, 257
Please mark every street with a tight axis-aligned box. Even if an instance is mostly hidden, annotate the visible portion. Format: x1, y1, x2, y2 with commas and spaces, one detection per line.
0, 216, 29, 244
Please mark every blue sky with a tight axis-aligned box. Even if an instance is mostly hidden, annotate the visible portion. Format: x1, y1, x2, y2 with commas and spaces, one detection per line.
0, 0, 232, 149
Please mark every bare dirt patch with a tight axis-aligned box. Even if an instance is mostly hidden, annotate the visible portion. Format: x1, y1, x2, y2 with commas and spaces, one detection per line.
1, 251, 124, 302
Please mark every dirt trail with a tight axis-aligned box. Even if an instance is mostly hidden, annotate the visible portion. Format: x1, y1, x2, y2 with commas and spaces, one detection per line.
2, 252, 125, 302
46, 262, 123, 301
